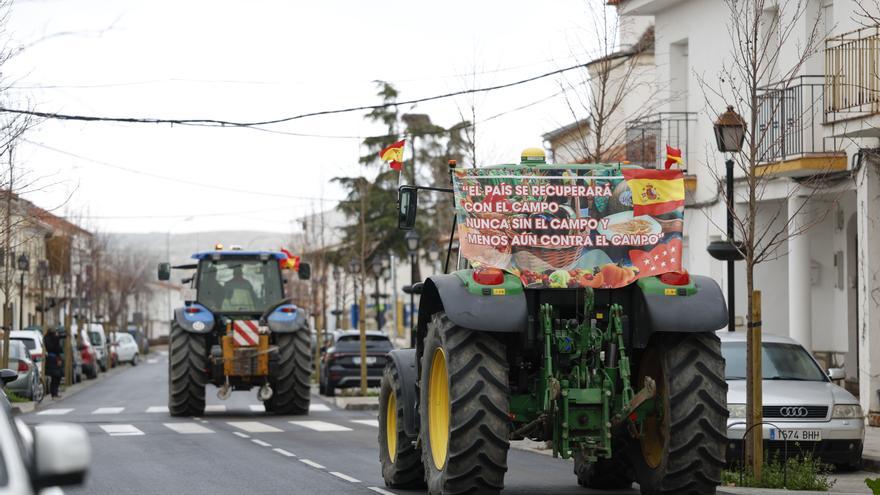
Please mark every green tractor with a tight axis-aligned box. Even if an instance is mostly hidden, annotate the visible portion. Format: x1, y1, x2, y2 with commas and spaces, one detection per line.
378, 150, 728, 494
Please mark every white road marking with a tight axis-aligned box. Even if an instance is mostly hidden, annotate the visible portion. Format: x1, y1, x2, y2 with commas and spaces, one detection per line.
251, 439, 271, 447
289, 421, 352, 432
249, 404, 265, 412
92, 407, 124, 415
227, 421, 282, 433
147, 358, 159, 364
100, 424, 144, 436
233, 432, 250, 439
37, 408, 73, 416
205, 405, 227, 412
299, 459, 325, 469
163, 422, 214, 434
330, 472, 361, 483
368, 487, 397, 495
309, 403, 331, 412
273, 448, 296, 457
158, 350, 168, 356
146, 406, 169, 413
351, 419, 380, 428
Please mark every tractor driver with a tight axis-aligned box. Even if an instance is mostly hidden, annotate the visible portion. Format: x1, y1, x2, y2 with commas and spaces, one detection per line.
224, 265, 258, 309
199, 265, 224, 309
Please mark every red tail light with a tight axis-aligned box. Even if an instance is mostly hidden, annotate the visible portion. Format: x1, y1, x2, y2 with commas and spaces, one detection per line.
17, 361, 28, 372
185, 307, 201, 314
473, 268, 505, 285
659, 270, 690, 286
280, 306, 296, 313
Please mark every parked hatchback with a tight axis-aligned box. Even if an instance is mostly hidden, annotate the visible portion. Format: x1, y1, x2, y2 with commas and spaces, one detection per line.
721, 330, 864, 469
76, 331, 99, 379
111, 332, 139, 366
9, 331, 44, 368
0, 340, 42, 402
319, 331, 392, 396
82, 324, 109, 372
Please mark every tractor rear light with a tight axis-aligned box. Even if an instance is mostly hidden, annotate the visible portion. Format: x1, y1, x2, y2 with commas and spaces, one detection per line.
659, 270, 690, 286
17, 361, 28, 373
280, 306, 296, 313
473, 268, 504, 286
185, 307, 201, 314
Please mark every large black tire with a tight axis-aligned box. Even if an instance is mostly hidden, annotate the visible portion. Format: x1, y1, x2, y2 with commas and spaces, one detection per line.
265, 331, 311, 415
420, 312, 509, 495
379, 362, 424, 487
168, 323, 208, 417
574, 446, 633, 489
629, 333, 728, 495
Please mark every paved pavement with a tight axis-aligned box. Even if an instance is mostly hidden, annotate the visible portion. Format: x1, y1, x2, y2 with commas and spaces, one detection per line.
20, 349, 880, 494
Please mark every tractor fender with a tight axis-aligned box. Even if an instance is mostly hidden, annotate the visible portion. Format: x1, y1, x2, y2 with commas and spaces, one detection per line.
267, 305, 309, 333
173, 303, 215, 333
416, 274, 527, 337
631, 274, 728, 348
387, 348, 420, 437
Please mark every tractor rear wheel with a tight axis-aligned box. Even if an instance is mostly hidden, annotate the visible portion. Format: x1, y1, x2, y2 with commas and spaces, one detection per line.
574, 446, 633, 489
629, 333, 728, 495
420, 312, 509, 495
378, 362, 424, 487
168, 323, 208, 417
265, 331, 311, 415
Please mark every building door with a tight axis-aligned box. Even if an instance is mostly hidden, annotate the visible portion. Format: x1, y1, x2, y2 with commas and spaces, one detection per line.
845, 213, 859, 393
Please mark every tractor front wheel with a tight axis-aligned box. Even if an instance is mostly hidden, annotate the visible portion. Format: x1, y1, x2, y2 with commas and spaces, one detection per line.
168, 323, 208, 417
629, 333, 728, 495
420, 312, 509, 495
265, 331, 311, 415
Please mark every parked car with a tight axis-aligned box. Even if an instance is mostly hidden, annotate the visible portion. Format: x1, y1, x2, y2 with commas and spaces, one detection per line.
0, 375, 90, 494
0, 340, 43, 402
10, 331, 45, 368
319, 331, 392, 396
722, 330, 864, 469
126, 326, 149, 355
111, 331, 139, 366
311, 328, 337, 356
76, 330, 99, 380
77, 323, 109, 372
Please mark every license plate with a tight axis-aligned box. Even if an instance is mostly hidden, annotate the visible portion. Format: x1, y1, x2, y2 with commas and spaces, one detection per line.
769, 429, 822, 441
352, 357, 377, 365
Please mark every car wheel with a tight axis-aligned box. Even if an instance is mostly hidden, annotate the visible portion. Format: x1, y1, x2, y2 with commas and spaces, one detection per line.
132, 354, 139, 366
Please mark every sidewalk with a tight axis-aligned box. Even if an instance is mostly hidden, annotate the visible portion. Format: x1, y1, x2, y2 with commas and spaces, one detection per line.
863, 425, 880, 472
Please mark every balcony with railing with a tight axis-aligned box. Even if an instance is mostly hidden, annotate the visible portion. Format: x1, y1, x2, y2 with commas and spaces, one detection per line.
625, 112, 696, 171
825, 25, 880, 120
756, 75, 847, 176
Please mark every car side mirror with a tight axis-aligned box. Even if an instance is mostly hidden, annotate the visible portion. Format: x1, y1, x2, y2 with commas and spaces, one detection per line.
0, 368, 16, 386
398, 186, 418, 230
298, 263, 311, 280
32, 423, 91, 489
828, 368, 846, 381
157, 262, 171, 281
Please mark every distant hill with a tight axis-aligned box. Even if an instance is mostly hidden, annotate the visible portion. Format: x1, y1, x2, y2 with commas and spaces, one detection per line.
108, 231, 296, 265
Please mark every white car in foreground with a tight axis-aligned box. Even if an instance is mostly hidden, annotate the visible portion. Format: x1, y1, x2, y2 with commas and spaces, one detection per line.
721, 330, 864, 469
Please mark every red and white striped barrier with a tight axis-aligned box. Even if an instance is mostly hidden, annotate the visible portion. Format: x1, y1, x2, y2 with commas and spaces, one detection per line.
232, 320, 260, 346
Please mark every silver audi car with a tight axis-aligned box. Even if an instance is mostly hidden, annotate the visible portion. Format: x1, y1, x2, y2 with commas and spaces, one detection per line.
721, 330, 864, 469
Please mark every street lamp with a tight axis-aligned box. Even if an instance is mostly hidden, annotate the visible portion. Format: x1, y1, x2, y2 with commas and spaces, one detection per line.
332, 266, 341, 330
17, 254, 29, 329
37, 260, 48, 328
371, 257, 384, 330
404, 230, 420, 345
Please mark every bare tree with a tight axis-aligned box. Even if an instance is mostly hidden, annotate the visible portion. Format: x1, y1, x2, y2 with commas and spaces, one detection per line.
696, 0, 834, 478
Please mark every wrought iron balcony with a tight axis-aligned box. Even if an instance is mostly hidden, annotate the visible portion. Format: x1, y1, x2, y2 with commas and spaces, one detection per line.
825, 25, 880, 118
624, 112, 696, 171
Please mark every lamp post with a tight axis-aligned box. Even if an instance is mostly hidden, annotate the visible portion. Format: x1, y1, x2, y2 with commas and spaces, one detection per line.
405, 230, 420, 345
37, 260, 48, 328
371, 257, 383, 330
332, 266, 341, 330
348, 260, 360, 328
17, 254, 29, 329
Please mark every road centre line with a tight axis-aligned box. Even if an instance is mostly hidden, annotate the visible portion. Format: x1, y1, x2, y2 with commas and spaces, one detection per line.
146, 406, 168, 413
272, 448, 296, 457
227, 421, 282, 433
251, 439, 272, 447
233, 432, 250, 438
299, 459, 325, 469
330, 472, 361, 483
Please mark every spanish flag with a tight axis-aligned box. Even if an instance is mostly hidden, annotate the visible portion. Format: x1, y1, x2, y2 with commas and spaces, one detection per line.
664, 145, 683, 170
279, 248, 300, 271
379, 139, 406, 171
622, 169, 685, 216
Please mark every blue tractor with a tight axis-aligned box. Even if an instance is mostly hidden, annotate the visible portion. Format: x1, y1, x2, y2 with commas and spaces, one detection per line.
158, 248, 312, 416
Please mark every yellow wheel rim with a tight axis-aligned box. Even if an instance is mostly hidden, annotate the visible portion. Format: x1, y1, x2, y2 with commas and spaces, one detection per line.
639, 349, 666, 468
428, 348, 450, 470
386, 390, 398, 460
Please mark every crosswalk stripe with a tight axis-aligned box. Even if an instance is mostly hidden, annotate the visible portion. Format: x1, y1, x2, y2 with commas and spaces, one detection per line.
205, 405, 227, 412
249, 404, 265, 412
350, 419, 379, 428
367, 487, 396, 495
100, 424, 144, 436
233, 432, 250, 439
273, 448, 296, 457
289, 421, 352, 432
227, 421, 282, 433
309, 403, 331, 412
92, 407, 124, 415
251, 439, 271, 447
146, 358, 159, 364
37, 408, 73, 415
163, 422, 214, 434
330, 472, 361, 483
146, 406, 169, 413
299, 459, 325, 469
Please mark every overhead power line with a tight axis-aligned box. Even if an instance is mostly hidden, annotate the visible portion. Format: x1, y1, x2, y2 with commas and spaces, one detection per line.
0, 63, 588, 128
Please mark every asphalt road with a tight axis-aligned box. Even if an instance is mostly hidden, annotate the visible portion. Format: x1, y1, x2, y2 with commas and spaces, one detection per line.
21, 350, 637, 495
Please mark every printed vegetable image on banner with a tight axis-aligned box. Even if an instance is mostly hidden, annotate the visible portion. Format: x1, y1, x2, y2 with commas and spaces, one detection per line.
452, 165, 685, 289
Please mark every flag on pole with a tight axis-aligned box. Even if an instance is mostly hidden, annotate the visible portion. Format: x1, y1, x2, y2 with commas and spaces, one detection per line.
379, 139, 406, 171
622, 168, 685, 216
279, 248, 300, 271
664, 145, 683, 170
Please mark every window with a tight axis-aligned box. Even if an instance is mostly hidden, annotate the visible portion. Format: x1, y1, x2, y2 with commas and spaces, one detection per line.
334, 335, 393, 352
722, 341, 827, 381
197, 258, 283, 313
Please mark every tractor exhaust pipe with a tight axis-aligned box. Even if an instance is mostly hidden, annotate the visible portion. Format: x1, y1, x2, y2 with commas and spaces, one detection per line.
258, 383, 274, 402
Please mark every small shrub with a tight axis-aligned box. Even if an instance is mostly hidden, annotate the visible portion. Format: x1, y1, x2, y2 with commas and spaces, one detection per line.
5, 391, 29, 403
722, 452, 836, 491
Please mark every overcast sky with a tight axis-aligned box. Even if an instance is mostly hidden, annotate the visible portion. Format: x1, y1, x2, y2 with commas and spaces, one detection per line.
5, 0, 599, 236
